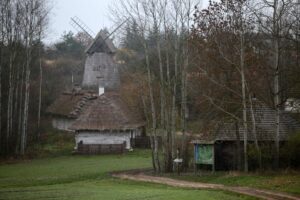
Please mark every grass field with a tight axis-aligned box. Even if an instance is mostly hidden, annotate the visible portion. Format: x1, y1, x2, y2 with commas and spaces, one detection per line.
169, 171, 300, 196
0, 150, 255, 200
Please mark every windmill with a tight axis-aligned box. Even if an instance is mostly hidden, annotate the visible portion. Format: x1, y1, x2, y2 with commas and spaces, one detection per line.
69, 16, 128, 90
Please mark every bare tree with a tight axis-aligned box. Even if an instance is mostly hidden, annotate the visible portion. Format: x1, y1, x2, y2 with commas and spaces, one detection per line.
0, 0, 4, 151
252, 0, 297, 168
37, 25, 42, 139
111, 0, 200, 172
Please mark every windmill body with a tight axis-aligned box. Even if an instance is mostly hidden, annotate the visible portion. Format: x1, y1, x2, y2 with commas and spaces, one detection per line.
82, 30, 120, 90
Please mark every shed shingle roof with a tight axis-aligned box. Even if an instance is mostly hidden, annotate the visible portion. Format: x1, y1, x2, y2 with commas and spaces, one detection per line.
215, 103, 300, 141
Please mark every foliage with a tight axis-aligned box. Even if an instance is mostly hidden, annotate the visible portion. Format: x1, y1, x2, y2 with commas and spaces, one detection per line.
281, 133, 300, 168
247, 143, 273, 170
52, 31, 86, 59
25, 129, 75, 159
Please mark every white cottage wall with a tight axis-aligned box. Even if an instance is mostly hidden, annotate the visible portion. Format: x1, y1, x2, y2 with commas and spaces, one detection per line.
75, 129, 142, 150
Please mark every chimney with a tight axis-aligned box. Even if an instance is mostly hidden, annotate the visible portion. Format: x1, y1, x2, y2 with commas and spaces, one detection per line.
99, 87, 104, 96
97, 75, 104, 96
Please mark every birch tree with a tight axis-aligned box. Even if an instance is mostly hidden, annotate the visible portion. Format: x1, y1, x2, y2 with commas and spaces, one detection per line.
0, 0, 49, 156
0, 0, 4, 151
21, 0, 48, 155
252, 0, 297, 168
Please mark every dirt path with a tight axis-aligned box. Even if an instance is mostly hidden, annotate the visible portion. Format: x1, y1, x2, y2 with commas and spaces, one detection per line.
112, 173, 300, 200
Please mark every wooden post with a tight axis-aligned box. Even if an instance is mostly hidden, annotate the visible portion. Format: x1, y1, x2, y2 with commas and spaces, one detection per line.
212, 144, 215, 173
177, 148, 180, 176
194, 144, 197, 174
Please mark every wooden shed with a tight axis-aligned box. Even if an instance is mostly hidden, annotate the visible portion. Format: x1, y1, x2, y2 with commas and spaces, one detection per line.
194, 103, 300, 170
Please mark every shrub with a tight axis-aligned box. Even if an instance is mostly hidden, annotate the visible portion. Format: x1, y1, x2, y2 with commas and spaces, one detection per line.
281, 133, 300, 168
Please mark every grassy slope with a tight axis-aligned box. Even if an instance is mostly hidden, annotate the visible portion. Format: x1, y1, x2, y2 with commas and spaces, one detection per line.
0, 150, 254, 200
169, 171, 300, 196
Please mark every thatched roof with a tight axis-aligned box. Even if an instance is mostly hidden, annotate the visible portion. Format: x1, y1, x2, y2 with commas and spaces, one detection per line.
85, 30, 116, 54
70, 92, 145, 131
47, 92, 96, 118
215, 104, 300, 142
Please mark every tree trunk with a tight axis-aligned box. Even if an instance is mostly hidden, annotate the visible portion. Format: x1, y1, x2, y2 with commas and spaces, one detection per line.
171, 15, 179, 171
180, 1, 190, 169
17, 63, 25, 154
274, 39, 280, 169
0, 2, 3, 153
141, 95, 156, 171
144, 41, 160, 172
249, 94, 262, 169
272, 0, 280, 169
235, 121, 241, 171
37, 39, 42, 139
21, 65, 30, 155
240, 31, 248, 172
165, 33, 173, 172
164, 18, 172, 172
21, 16, 33, 155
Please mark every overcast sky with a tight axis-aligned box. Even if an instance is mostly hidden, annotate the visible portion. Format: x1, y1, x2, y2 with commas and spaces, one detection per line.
46, 0, 208, 44
46, 0, 115, 43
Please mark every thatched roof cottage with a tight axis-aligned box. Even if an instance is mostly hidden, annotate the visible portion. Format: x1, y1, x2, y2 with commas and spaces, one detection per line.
70, 92, 145, 152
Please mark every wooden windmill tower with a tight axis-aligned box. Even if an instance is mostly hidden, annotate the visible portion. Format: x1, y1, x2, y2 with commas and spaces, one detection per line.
70, 17, 121, 92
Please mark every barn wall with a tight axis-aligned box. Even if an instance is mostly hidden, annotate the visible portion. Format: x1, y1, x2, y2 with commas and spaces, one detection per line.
52, 117, 75, 132
75, 129, 142, 150
82, 52, 120, 89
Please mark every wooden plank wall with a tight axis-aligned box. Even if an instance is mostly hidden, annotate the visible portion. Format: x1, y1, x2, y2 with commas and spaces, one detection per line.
77, 142, 126, 154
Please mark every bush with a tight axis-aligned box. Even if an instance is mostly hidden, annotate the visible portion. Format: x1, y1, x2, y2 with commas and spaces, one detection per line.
248, 143, 273, 170
281, 133, 300, 168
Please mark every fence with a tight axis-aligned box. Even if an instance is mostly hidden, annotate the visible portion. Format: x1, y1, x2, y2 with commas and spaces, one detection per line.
77, 142, 126, 154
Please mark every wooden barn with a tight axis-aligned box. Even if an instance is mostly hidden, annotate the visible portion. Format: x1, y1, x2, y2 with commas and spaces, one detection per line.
70, 92, 145, 154
193, 103, 300, 170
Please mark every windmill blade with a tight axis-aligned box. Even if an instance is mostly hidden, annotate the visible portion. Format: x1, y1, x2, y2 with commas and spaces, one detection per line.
70, 16, 95, 39
102, 18, 129, 43
88, 18, 129, 53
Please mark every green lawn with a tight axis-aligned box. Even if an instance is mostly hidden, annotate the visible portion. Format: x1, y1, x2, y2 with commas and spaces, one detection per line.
0, 150, 254, 200
169, 171, 300, 196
